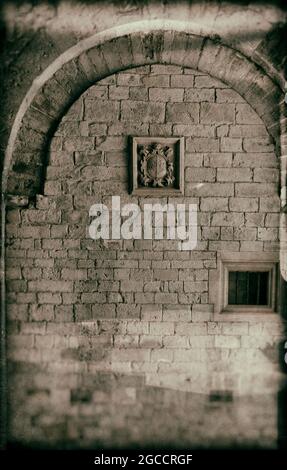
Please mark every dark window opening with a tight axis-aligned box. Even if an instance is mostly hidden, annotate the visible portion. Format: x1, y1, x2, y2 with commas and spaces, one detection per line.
228, 271, 269, 306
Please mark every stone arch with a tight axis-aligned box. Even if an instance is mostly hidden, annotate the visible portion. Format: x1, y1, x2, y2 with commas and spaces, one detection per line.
1, 20, 285, 198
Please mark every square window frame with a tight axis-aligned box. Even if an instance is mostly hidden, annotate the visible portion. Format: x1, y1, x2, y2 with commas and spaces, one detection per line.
212, 252, 279, 315
227, 270, 270, 307
130, 136, 184, 196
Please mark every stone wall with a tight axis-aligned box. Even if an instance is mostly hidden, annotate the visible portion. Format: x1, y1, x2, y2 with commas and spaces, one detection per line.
5, 64, 284, 448
1, 1, 287, 177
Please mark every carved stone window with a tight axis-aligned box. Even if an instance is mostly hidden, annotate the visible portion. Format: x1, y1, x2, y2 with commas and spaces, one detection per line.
130, 137, 184, 195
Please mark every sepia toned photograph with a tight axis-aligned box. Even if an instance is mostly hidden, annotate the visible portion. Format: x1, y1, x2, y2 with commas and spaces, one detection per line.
0, 0, 287, 462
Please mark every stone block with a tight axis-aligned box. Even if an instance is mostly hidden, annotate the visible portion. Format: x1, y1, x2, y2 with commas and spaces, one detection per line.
121, 101, 165, 123
166, 102, 199, 123
201, 103, 235, 124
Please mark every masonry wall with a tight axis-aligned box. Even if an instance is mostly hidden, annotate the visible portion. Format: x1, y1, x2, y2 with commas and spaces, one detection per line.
5, 64, 284, 448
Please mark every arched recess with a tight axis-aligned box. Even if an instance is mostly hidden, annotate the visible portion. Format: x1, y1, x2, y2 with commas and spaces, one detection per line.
0, 19, 286, 450
1, 20, 285, 201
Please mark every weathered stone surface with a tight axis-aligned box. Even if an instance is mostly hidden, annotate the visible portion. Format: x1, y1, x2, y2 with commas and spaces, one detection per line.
4, 58, 283, 451
84, 99, 120, 121
149, 87, 184, 102
184, 88, 215, 102
201, 103, 235, 124
236, 104, 263, 124
121, 101, 165, 122
166, 102, 199, 123
229, 197, 259, 212
186, 137, 219, 152
217, 168, 252, 182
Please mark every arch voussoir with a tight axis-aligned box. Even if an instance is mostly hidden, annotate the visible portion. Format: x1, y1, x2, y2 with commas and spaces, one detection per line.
53, 59, 92, 98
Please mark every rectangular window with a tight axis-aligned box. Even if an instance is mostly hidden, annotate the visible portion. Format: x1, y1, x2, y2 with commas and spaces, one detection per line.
228, 271, 269, 306
215, 253, 279, 314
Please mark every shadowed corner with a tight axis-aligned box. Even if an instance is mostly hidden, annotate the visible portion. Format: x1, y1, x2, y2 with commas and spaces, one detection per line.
0, 3, 5, 56
0, 0, 6, 179
0, 0, 7, 440
277, 274, 287, 449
